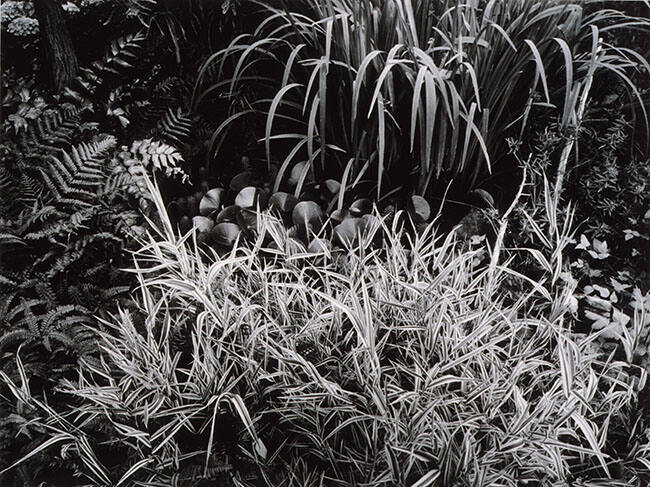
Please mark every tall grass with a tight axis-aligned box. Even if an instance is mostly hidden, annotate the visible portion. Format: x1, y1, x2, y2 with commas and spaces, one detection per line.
2, 177, 649, 486
193, 0, 648, 200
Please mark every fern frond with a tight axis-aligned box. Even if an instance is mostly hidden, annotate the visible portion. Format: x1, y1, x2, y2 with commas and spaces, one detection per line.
130, 138, 188, 182
0, 274, 18, 287
103, 32, 146, 76
25, 206, 64, 226
72, 232, 123, 251
111, 209, 148, 238
0, 330, 30, 354
18, 170, 43, 207
40, 162, 98, 206
0, 232, 25, 246
0, 166, 13, 196
24, 210, 92, 241
11, 298, 44, 335
32, 279, 58, 306
65, 32, 146, 104
21, 105, 81, 155
156, 107, 193, 147
79, 262, 111, 280
47, 249, 85, 278
132, 97, 176, 127
40, 135, 117, 209
103, 160, 149, 205
0, 295, 24, 325
127, 0, 158, 28
0, 295, 94, 354
43, 305, 94, 329
99, 286, 130, 300
67, 282, 129, 310
154, 76, 182, 95
42, 330, 76, 352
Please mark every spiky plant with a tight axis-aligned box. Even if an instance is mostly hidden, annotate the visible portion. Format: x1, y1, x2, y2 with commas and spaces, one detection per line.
2, 176, 648, 486
194, 0, 648, 203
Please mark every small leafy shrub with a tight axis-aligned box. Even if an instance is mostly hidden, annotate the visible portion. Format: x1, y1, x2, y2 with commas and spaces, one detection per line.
508, 73, 650, 369
3, 178, 649, 486
1, 69, 47, 134
1, 1, 38, 38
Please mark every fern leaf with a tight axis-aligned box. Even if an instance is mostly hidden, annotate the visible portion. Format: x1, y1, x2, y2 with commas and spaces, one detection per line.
130, 139, 188, 182
37, 167, 94, 208
26, 206, 63, 225
21, 105, 80, 155
40, 135, 117, 209
0, 330, 30, 354
154, 76, 182, 95
42, 330, 76, 352
48, 250, 85, 278
156, 107, 193, 147
102, 32, 146, 77
18, 170, 43, 207
0, 233, 25, 246
0, 275, 18, 287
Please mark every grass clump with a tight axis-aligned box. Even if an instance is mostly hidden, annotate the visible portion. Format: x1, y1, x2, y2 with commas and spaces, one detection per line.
194, 0, 649, 199
2, 179, 649, 486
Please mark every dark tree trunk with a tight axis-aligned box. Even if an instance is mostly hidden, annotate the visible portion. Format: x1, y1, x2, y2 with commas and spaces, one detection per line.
33, 0, 78, 92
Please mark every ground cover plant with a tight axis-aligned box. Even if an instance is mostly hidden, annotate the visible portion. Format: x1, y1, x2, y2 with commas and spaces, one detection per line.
2, 177, 650, 486
1, 0, 649, 485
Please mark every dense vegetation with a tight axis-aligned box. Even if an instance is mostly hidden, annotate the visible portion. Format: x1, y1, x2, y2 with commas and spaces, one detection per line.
0, 0, 649, 485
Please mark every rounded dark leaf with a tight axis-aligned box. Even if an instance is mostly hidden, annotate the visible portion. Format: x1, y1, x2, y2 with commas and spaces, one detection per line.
176, 196, 188, 212
197, 232, 211, 246
235, 186, 269, 209
329, 208, 350, 224
229, 171, 252, 192
200, 188, 225, 216
361, 213, 381, 232
235, 186, 258, 209
186, 195, 199, 216
410, 195, 431, 223
199, 180, 210, 194
307, 237, 331, 254
286, 237, 307, 255
350, 198, 373, 217
216, 205, 241, 223
470, 188, 495, 208
287, 224, 306, 242
168, 198, 184, 219
288, 161, 310, 188
334, 218, 363, 247
292, 201, 324, 228
212, 222, 241, 247
323, 179, 341, 195
269, 192, 298, 214
193, 216, 214, 233
237, 208, 259, 232
179, 215, 192, 234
